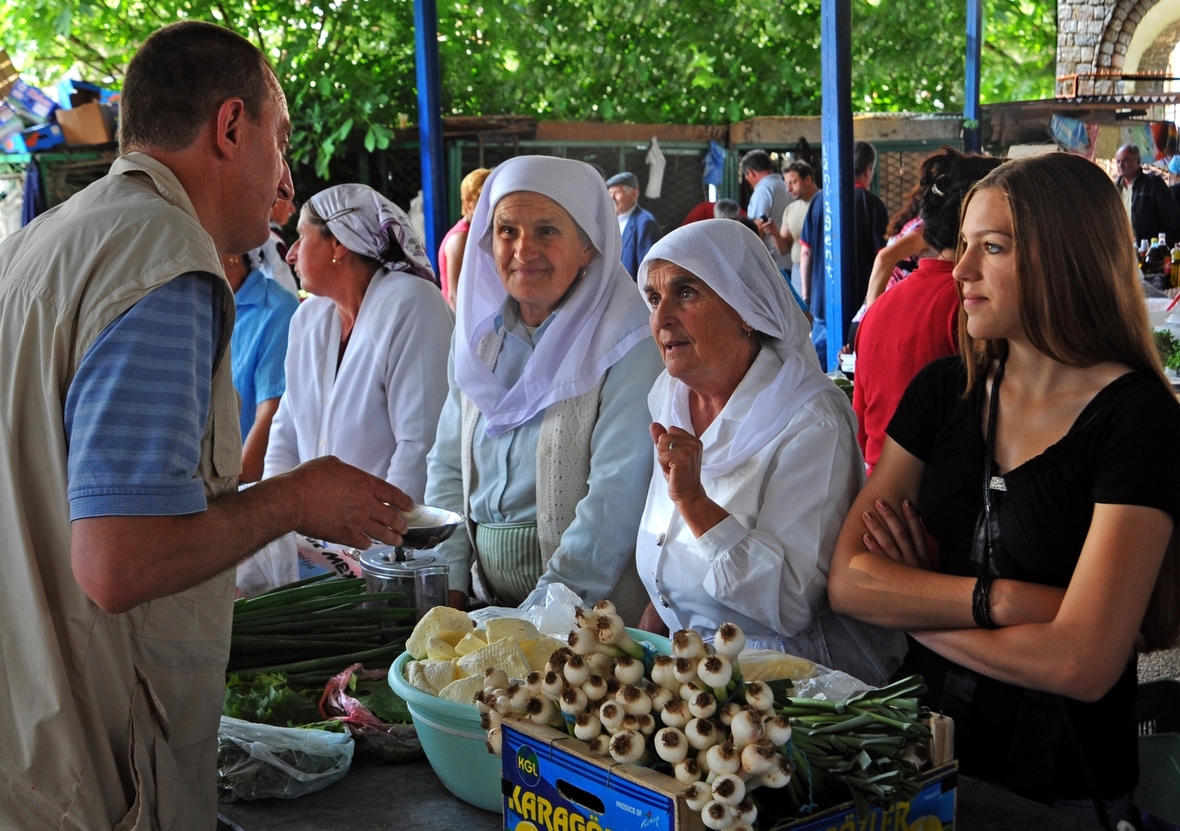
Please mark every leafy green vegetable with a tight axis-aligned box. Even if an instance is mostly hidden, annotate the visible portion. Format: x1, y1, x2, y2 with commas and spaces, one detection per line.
1154, 329, 1180, 372
348, 674, 413, 724
223, 673, 324, 728
774, 676, 933, 820
766, 677, 796, 709
1154, 328, 1175, 362
227, 576, 412, 685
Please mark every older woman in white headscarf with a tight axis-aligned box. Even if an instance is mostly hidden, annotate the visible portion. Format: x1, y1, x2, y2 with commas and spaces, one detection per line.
263, 184, 453, 501
425, 156, 664, 616
636, 219, 905, 685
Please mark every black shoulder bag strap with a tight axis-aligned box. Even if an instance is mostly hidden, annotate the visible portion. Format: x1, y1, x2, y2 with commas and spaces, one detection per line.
971, 357, 1006, 576
975, 357, 1115, 831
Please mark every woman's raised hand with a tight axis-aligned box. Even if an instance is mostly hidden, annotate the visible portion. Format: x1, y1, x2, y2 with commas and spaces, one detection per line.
861, 498, 934, 570
650, 422, 706, 505
650, 421, 730, 539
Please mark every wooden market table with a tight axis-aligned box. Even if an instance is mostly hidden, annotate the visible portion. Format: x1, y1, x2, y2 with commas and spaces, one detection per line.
217, 757, 1104, 831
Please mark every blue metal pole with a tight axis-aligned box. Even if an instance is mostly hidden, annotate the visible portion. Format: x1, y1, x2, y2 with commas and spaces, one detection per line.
821, 0, 854, 372
414, 0, 446, 279
964, 0, 983, 153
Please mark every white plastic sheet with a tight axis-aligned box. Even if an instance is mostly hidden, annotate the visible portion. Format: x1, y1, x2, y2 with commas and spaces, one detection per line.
467, 581, 582, 636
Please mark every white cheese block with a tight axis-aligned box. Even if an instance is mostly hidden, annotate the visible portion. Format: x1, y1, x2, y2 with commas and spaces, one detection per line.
519, 636, 569, 673
455, 639, 530, 680
484, 617, 540, 643
453, 631, 488, 657
406, 606, 474, 659
425, 637, 458, 661
404, 659, 457, 695
438, 675, 485, 705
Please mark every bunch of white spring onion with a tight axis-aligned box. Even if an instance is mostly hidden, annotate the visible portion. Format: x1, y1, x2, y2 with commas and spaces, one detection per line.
477, 606, 793, 831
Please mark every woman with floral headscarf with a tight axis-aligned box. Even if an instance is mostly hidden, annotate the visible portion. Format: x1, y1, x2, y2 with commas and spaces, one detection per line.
263, 184, 453, 502
425, 156, 664, 616
636, 219, 906, 685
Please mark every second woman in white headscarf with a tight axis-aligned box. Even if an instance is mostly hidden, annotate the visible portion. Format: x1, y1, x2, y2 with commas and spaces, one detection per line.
264, 184, 453, 501
425, 156, 664, 616
636, 219, 906, 685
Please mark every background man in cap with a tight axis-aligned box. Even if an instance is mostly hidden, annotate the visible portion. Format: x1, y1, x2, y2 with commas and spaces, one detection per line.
0, 21, 411, 830
606, 171, 660, 278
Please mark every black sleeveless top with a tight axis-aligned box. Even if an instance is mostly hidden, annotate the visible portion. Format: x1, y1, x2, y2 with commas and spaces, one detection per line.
887, 356, 1180, 800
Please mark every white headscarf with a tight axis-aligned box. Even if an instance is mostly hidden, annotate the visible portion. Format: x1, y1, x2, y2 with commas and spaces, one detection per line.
454, 156, 652, 437
637, 219, 841, 478
308, 184, 436, 283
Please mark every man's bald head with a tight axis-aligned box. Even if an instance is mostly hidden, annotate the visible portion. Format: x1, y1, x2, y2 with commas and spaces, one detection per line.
1116, 144, 1143, 185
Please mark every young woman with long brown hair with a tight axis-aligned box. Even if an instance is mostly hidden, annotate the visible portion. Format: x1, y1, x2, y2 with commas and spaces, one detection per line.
829, 152, 1180, 828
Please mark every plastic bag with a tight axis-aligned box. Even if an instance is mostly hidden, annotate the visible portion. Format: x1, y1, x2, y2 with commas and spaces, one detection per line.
787, 664, 872, 701
739, 648, 871, 701
319, 664, 423, 765
739, 648, 819, 683
468, 581, 581, 636
217, 716, 353, 802
236, 531, 299, 597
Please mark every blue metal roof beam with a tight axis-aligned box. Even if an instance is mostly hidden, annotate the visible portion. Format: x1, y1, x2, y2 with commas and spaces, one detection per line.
965, 0, 983, 152
821, 0, 854, 371
415, 0, 446, 280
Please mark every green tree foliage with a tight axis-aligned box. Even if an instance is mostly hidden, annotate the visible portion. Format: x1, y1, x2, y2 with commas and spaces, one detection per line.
3, 0, 418, 177
442, 0, 1056, 120
1, 0, 1055, 175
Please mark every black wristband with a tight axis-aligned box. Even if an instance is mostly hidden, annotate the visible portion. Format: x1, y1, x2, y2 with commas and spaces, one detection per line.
972, 575, 999, 630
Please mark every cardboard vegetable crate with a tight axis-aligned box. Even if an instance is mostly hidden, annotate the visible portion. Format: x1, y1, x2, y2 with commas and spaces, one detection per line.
502, 716, 957, 831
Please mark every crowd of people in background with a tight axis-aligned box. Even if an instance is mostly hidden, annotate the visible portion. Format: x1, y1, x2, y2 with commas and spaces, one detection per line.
4, 20, 1180, 831
230, 134, 1180, 831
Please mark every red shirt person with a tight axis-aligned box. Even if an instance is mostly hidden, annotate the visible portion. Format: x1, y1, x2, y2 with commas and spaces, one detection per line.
852, 148, 1004, 472
854, 258, 959, 471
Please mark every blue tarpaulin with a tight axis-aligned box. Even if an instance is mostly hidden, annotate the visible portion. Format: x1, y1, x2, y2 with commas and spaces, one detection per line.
702, 141, 726, 187
20, 160, 42, 227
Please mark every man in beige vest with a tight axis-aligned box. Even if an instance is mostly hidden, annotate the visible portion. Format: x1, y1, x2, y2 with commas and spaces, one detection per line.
0, 23, 413, 830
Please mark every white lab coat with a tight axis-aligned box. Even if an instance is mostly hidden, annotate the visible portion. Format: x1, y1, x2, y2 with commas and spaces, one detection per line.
636, 350, 906, 685
264, 269, 453, 501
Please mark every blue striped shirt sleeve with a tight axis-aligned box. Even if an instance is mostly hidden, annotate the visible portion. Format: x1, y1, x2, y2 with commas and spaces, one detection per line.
66, 273, 224, 520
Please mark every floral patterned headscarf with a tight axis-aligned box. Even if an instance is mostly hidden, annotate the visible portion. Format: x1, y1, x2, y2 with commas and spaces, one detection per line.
308, 184, 435, 283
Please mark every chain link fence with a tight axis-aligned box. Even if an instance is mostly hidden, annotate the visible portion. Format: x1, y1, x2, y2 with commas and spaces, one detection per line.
10, 132, 954, 250
38, 149, 119, 209
290, 144, 424, 222
451, 139, 715, 234
282, 138, 953, 243
295, 139, 723, 237
874, 149, 931, 226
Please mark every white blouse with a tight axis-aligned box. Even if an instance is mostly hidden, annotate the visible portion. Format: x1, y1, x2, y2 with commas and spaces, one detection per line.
636, 349, 906, 683
264, 270, 454, 501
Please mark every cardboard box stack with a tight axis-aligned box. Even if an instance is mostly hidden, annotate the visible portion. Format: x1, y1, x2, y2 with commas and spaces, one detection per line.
0, 55, 118, 154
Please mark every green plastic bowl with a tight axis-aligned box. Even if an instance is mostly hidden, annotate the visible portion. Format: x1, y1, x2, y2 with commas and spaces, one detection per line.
388, 628, 671, 813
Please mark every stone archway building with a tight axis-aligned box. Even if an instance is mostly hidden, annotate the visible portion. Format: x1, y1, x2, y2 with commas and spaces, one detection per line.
1058, 0, 1180, 95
